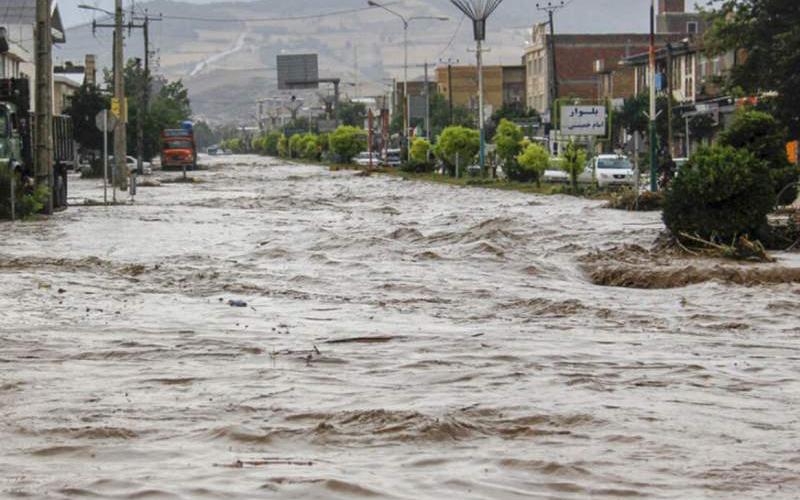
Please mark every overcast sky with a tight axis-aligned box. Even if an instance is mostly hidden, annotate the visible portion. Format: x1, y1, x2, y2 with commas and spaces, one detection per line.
60, 0, 705, 29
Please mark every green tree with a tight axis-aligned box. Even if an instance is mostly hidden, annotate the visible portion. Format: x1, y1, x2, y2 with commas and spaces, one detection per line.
108, 59, 192, 160
561, 141, 588, 193
391, 94, 476, 137
404, 137, 433, 173
329, 126, 367, 163
63, 83, 109, 152
434, 126, 480, 176
337, 100, 367, 127
516, 143, 550, 185
663, 145, 775, 241
704, 0, 800, 137
719, 110, 799, 204
493, 119, 524, 179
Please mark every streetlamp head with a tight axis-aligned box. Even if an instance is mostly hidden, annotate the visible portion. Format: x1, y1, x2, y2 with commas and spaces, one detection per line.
449, 0, 505, 41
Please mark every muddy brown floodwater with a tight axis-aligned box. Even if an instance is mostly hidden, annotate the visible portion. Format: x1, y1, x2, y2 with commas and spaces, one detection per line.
2, 155, 800, 499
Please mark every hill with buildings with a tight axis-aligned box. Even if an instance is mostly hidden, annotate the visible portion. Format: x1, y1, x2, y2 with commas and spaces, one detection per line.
58, 0, 656, 123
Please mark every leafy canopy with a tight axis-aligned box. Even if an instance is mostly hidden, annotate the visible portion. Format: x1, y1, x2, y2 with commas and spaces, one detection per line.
663, 145, 775, 241
516, 143, 550, 185
704, 0, 800, 137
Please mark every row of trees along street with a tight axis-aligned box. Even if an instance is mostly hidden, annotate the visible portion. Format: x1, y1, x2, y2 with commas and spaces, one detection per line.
64, 59, 192, 173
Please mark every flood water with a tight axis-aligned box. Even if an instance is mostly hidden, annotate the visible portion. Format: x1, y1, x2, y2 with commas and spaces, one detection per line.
1, 156, 799, 499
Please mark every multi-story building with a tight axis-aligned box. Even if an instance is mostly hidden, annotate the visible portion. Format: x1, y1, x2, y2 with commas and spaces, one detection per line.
0, 0, 67, 111
623, 40, 739, 155
524, 0, 699, 117
435, 64, 526, 116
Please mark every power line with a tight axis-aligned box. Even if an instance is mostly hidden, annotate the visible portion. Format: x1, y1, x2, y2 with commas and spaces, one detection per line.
152, 4, 396, 24
436, 13, 466, 59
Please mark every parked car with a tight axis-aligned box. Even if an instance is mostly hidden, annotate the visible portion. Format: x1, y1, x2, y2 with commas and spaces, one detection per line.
542, 157, 593, 184
592, 154, 635, 188
354, 151, 383, 167
385, 149, 402, 167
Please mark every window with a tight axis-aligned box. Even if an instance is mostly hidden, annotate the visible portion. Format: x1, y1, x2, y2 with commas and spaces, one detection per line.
687, 22, 698, 34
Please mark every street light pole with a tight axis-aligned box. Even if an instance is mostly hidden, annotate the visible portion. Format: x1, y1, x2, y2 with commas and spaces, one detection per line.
367, 1, 447, 163
114, 0, 126, 190
649, 0, 658, 192
403, 20, 409, 159
450, 0, 505, 176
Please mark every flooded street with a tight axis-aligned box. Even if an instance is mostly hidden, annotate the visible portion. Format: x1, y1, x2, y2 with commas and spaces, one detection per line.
1, 155, 799, 499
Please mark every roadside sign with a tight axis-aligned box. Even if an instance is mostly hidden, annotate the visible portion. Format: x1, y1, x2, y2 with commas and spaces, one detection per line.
560, 105, 607, 136
277, 54, 319, 90
110, 97, 128, 122
95, 109, 117, 132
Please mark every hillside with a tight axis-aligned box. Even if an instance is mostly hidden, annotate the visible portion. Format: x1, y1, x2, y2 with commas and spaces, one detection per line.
58, 0, 652, 124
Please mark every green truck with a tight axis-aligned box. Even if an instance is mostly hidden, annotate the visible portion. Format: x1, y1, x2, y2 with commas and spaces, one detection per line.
0, 78, 75, 211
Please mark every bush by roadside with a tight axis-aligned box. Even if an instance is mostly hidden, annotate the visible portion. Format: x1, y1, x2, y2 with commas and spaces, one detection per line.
0, 165, 50, 219
329, 126, 367, 164
663, 145, 775, 242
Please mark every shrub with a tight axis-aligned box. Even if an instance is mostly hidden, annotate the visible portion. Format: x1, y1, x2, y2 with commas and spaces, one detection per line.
663, 145, 775, 242
434, 126, 480, 176
493, 119, 524, 178
404, 138, 433, 173
299, 133, 320, 161
329, 126, 367, 163
515, 143, 549, 185
0, 165, 50, 219
719, 110, 798, 205
288, 134, 304, 159
262, 131, 281, 156
277, 134, 290, 158
560, 141, 588, 193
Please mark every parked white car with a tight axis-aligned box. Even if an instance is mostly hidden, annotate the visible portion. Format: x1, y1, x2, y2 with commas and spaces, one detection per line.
354, 152, 383, 167
542, 157, 593, 184
591, 154, 635, 188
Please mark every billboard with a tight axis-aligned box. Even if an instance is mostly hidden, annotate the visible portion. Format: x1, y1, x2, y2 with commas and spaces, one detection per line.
277, 54, 319, 90
560, 105, 607, 136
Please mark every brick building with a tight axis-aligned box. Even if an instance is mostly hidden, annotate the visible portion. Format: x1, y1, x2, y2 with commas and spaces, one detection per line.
657, 0, 705, 35
435, 65, 526, 116
525, 0, 700, 117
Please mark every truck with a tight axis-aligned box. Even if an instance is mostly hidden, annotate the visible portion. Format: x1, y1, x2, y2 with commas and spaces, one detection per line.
0, 78, 75, 210
161, 121, 197, 171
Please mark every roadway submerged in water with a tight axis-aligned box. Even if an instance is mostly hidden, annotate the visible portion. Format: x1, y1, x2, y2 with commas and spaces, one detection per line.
1, 156, 799, 499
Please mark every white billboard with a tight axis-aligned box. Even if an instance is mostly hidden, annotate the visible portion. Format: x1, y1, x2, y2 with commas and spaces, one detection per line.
560, 105, 607, 136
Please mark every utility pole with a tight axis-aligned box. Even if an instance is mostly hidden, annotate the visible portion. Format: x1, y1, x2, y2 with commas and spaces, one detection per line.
130, 12, 160, 175
536, 2, 565, 115
114, 0, 126, 190
649, 0, 658, 191
439, 57, 459, 125
35, 0, 53, 213
423, 61, 430, 141
666, 42, 674, 159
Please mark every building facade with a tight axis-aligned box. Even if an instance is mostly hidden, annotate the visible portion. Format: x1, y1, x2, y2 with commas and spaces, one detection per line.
525, 0, 700, 117
435, 64, 526, 116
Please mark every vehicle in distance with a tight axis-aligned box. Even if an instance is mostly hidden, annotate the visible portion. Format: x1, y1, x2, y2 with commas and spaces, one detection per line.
592, 154, 635, 188
354, 152, 383, 167
0, 78, 75, 209
385, 149, 402, 167
161, 124, 197, 171
542, 158, 593, 185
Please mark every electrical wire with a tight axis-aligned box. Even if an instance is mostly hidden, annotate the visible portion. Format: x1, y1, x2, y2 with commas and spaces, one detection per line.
152, 4, 397, 24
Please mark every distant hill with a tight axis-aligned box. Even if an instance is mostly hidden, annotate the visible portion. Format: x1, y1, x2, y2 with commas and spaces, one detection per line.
58, 0, 655, 124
